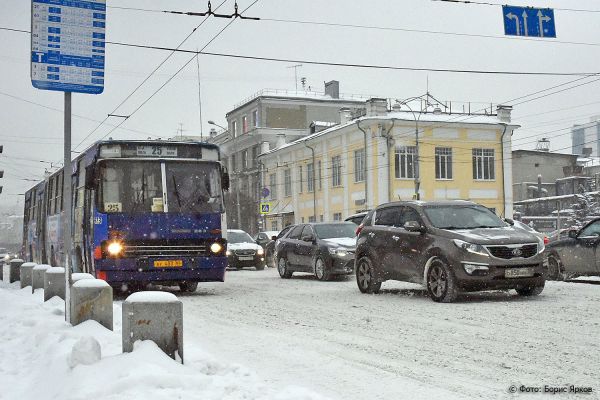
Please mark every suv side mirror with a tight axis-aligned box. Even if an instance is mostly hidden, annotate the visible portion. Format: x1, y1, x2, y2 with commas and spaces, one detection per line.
568, 229, 578, 239
301, 235, 315, 242
404, 220, 424, 233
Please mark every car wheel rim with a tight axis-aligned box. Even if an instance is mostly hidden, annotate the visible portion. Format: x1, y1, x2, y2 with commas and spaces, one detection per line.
358, 261, 371, 289
316, 259, 325, 279
429, 264, 446, 298
278, 258, 285, 275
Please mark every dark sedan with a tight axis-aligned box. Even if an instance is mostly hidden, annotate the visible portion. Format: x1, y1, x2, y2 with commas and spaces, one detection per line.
275, 222, 357, 280
545, 218, 600, 280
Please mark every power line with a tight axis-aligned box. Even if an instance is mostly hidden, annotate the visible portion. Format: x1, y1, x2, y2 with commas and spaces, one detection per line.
3, 26, 600, 77
430, 0, 600, 13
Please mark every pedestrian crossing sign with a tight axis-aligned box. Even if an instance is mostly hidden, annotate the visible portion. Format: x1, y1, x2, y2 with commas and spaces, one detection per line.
259, 202, 271, 214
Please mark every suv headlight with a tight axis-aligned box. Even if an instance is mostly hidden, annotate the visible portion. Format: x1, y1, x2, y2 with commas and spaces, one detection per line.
453, 239, 489, 257
328, 247, 348, 257
257, 248, 264, 256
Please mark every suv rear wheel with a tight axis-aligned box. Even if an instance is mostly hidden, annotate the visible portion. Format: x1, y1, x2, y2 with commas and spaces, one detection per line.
356, 256, 381, 294
426, 259, 458, 303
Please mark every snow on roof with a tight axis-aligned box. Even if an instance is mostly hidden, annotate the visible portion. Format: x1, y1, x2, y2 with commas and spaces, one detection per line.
311, 121, 337, 127
259, 111, 515, 158
515, 191, 600, 204
125, 291, 179, 303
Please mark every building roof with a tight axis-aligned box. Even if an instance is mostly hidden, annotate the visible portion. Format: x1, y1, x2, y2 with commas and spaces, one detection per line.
512, 149, 577, 158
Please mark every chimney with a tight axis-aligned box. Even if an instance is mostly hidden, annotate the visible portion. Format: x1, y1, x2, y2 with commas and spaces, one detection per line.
275, 134, 286, 149
324, 80, 339, 99
496, 104, 513, 123
261, 141, 270, 154
366, 98, 388, 117
339, 107, 352, 124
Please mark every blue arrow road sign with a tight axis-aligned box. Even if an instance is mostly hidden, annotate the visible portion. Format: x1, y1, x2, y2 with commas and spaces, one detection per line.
31, 0, 106, 94
503, 5, 556, 38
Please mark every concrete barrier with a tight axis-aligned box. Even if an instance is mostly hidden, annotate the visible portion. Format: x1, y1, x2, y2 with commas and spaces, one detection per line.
19, 262, 36, 289
44, 267, 66, 301
122, 291, 183, 363
69, 279, 113, 330
3, 259, 24, 284
32, 264, 51, 293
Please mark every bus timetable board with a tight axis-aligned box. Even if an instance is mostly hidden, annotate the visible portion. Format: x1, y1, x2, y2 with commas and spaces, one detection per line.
31, 0, 106, 94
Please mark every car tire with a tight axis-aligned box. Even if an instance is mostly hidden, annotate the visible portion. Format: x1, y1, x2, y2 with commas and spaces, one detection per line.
426, 258, 459, 303
546, 254, 564, 281
314, 257, 330, 281
278, 256, 293, 279
179, 282, 198, 292
356, 256, 381, 294
255, 263, 265, 271
516, 282, 545, 297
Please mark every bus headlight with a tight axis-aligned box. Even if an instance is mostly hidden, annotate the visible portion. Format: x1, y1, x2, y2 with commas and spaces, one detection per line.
107, 241, 124, 256
210, 242, 223, 254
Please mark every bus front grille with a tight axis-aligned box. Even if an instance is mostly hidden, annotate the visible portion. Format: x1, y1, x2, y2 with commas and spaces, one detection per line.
123, 244, 208, 258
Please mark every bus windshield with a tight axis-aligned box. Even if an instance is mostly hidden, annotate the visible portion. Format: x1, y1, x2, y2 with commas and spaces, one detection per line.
98, 160, 223, 213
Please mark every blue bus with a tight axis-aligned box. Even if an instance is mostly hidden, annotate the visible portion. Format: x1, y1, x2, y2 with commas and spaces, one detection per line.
23, 140, 230, 292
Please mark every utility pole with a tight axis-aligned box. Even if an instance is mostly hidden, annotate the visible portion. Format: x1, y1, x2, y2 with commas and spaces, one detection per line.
287, 64, 303, 91
196, 50, 204, 141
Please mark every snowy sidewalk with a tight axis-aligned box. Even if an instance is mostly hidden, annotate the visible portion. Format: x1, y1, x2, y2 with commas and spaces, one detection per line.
0, 281, 328, 400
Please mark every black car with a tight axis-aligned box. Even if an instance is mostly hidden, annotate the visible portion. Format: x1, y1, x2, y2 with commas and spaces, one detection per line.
545, 218, 600, 280
355, 201, 546, 302
265, 225, 294, 268
345, 211, 369, 225
254, 230, 280, 249
275, 222, 357, 280
226, 229, 265, 270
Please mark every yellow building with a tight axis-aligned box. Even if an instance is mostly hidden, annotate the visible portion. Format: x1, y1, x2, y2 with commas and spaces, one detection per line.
258, 98, 518, 230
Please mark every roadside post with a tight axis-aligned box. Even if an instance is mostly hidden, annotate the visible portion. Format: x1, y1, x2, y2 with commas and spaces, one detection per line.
31, 0, 106, 322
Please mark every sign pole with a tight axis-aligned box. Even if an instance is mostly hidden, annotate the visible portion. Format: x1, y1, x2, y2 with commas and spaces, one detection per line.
64, 91, 72, 322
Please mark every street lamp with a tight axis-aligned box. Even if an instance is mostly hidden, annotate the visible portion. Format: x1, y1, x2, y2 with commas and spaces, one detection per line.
396, 97, 425, 200
208, 120, 227, 131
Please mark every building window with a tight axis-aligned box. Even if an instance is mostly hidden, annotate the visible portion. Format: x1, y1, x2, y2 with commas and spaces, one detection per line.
231, 153, 237, 172
231, 120, 238, 137
307, 163, 314, 192
317, 160, 322, 190
252, 109, 259, 127
298, 166, 303, 193
331, 155, 342, 187
251, 145, 259, 168
308, 215, 316, 223
284, 169, 291, 197
269, 173, 277, 200
242, 150, 248, 170
435, 147, 453, 180
354, 148, 365, 183
271, 220, 278, 231
333, 212, 342, 221
395, 146, 416, 179
242, 115, 248, 134
472, 148, 495, 180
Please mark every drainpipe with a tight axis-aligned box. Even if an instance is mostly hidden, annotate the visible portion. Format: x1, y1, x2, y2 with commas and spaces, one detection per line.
500, 123, 508, 217
304, 140, 317, 221
380, 119, 396, 202
356, 120, 368, 209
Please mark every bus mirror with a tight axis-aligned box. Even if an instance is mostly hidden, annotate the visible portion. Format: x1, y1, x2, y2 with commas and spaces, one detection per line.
222, 171, 230, 191
85, 165, 96, 189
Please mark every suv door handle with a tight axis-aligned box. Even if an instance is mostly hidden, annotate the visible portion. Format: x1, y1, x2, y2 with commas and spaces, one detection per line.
392, 236, 400, 241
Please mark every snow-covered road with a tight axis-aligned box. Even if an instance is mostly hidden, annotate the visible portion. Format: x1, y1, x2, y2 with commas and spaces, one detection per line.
178, 268, 600, 400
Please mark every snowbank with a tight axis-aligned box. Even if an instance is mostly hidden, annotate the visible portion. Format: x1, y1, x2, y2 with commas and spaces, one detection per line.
0, 281, 329, 400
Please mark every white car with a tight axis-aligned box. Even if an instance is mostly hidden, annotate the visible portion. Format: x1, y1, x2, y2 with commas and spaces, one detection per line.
226, 229, 266, 270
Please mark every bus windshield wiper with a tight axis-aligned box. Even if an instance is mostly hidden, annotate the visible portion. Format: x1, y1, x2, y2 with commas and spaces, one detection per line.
171, 175, 182, 208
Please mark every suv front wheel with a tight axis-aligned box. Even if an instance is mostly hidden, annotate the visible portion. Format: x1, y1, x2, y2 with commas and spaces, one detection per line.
426, 259, 459, 303
356, 256, 381, 294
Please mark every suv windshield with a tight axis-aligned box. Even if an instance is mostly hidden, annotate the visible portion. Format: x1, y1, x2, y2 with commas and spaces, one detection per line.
99, 160, 223, 213
314, 223, 356, 239
228, 231, 254, 244
424, 205, 506, 229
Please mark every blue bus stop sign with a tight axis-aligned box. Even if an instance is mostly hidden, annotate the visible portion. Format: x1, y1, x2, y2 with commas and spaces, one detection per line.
503, 5, 556, 38
261, 187, 270, 198
31, 0, 106, 94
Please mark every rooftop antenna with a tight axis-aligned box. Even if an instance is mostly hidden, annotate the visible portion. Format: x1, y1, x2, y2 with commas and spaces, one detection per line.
287, 64, 303, 91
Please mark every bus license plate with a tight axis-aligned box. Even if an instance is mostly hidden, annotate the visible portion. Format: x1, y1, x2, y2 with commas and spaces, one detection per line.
154, 260, 183, 268
505, 267, 534, 278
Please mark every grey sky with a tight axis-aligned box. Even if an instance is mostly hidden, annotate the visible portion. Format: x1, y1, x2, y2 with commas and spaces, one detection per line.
1, 0, 599, 212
